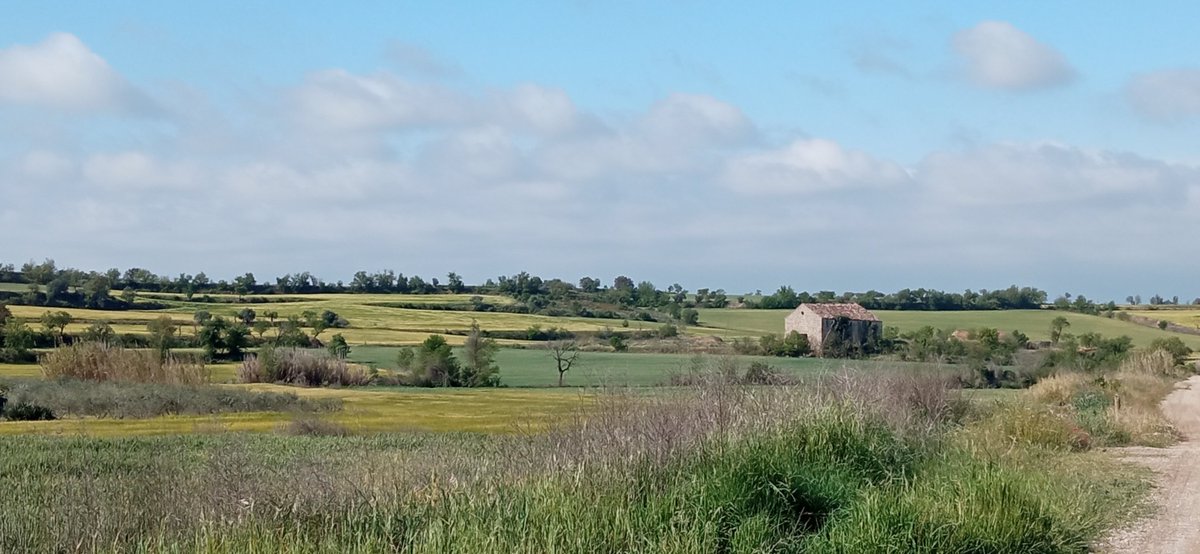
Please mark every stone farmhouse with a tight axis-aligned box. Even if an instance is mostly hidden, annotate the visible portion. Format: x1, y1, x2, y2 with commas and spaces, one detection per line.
784, 303, 882, 356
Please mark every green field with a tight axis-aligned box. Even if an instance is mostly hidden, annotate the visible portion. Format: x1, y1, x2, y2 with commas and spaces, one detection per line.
349, 346, 930, 387
696, 308, 1200, 349
0, 282, 36, 293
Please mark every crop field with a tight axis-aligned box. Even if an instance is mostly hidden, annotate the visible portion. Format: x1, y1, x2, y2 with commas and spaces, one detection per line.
349, 346, 933, 387
696, 308, 1200, 349
1128, 307, 1200, 330
6, 294, 659, 346
0, 378, 588, 437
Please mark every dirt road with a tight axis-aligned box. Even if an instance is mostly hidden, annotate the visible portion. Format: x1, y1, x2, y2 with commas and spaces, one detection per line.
1102, 375, 1200, 553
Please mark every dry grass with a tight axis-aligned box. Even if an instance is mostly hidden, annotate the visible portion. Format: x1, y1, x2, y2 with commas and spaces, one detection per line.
239, 348, 369, 387
38, 342, 208, 385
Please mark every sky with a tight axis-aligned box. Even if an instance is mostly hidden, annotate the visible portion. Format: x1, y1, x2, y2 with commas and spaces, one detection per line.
2, 1, 1199, 301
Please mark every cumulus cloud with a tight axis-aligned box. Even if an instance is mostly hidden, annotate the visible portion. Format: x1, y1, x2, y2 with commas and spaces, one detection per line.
0, 32, 148, 112
1126, 69, 1200, 122
724, 138, 910, 195
3, 47, 1199, 298
916, 142, 1199, 204
952, 21, 1075, 91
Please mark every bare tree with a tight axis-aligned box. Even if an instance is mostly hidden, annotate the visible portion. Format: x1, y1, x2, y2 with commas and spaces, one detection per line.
549, 340, 580, 387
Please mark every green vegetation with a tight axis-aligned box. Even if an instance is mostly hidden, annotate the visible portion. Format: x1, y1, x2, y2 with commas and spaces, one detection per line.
0, 369, 1158, 553
350, 346, 921, 387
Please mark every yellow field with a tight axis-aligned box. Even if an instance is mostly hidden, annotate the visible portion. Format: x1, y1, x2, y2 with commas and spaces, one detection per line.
1128, 307, 1200, 330
7, 294, 660, 346
0, 379, 590, 437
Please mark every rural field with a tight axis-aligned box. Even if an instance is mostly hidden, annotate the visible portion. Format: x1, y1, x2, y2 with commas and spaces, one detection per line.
697, 307, 1200, 350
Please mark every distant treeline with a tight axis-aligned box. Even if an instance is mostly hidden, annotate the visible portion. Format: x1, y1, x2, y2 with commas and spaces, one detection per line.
749, 286, 1049, 311
3, 258, 1193, 317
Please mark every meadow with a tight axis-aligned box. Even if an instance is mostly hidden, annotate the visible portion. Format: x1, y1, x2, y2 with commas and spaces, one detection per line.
0, 369, 1161, 553
350, 346, 941, 387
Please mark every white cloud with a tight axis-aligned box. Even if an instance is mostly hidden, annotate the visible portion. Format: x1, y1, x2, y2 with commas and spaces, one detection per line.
952, 21, 1075, 91
916, 142, 1199, 204
289, 69, 471, 131
491, 84, 581, 136
0, 33, 146, 112
1126, 69, 1200, 122
639, 93, 753, 145
724, 138, 910, 194
82, 151, 200, 190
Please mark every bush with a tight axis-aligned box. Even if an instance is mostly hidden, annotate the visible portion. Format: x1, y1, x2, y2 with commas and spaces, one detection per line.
277, 416, 350, 437
39, 342, 208, 385
0, 378, 339, 419
239, 348, 369, 387
4, 402, 55, 421
656, 323, 678, 339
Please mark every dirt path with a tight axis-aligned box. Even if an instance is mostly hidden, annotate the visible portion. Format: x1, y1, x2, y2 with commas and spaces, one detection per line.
1102, 375, 1200, 553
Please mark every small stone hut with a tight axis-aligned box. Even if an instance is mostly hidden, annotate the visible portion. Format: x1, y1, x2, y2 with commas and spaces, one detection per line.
784, 303, 882, 356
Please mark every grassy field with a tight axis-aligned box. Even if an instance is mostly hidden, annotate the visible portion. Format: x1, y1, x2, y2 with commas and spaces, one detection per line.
349, 346, 934, 387
696, 308, 1200, 349
0, 379, 588, 437
0, 282, 35, 293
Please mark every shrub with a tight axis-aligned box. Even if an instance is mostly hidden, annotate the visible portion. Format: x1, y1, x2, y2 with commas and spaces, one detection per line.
239, 348, 369, 387
0, 378, 339, 419
1146, 337, 1193, 367
4, 402, 55, 421
277, 416, 350, 437
39, 342, 208, 385
608, 335, 628, 352
656, 323, 678, 339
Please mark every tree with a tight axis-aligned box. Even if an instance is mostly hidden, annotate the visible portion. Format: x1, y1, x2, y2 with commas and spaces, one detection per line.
44, 278, 69, 305
1, 320, 35, 360
579, 277, 600, 293
237, 308, 256, 325
446, 272, 466, 294
608, 334, 628, 352
461, 320, 499, 386
225, 323, 250, 359
263, 310, 279, 325
198, 317, 229, 359
82, 321, 116, 344
402, 335, 461, 386
121, 286, 137, 304
327, 333, 351, 359
80, 276, 113, 308
252, 320, 270, 339
40, 310, 72, 346
233, 272, 256, 297
549, 341, 580, 387
0, 304, 10, 327
146, 315, 178, 356
303, 310, 330, 340
1049, 316, 1071, 345
680, 308, 700, 325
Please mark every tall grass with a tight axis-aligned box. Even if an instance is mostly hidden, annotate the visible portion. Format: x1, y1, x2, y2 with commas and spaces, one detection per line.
238, 347, 369, 387
39, 342, 209, 385
0, 378, 340, 418
0, 365, 1144, 553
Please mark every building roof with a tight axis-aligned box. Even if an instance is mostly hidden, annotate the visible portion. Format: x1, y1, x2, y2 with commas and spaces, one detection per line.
793, 303, 879, 321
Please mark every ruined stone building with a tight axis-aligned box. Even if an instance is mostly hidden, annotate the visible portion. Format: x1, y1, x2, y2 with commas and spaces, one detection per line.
784, 303, 882, 356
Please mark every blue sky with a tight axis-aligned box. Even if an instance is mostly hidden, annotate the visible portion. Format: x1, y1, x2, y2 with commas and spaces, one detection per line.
2, 2, 1199, 300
